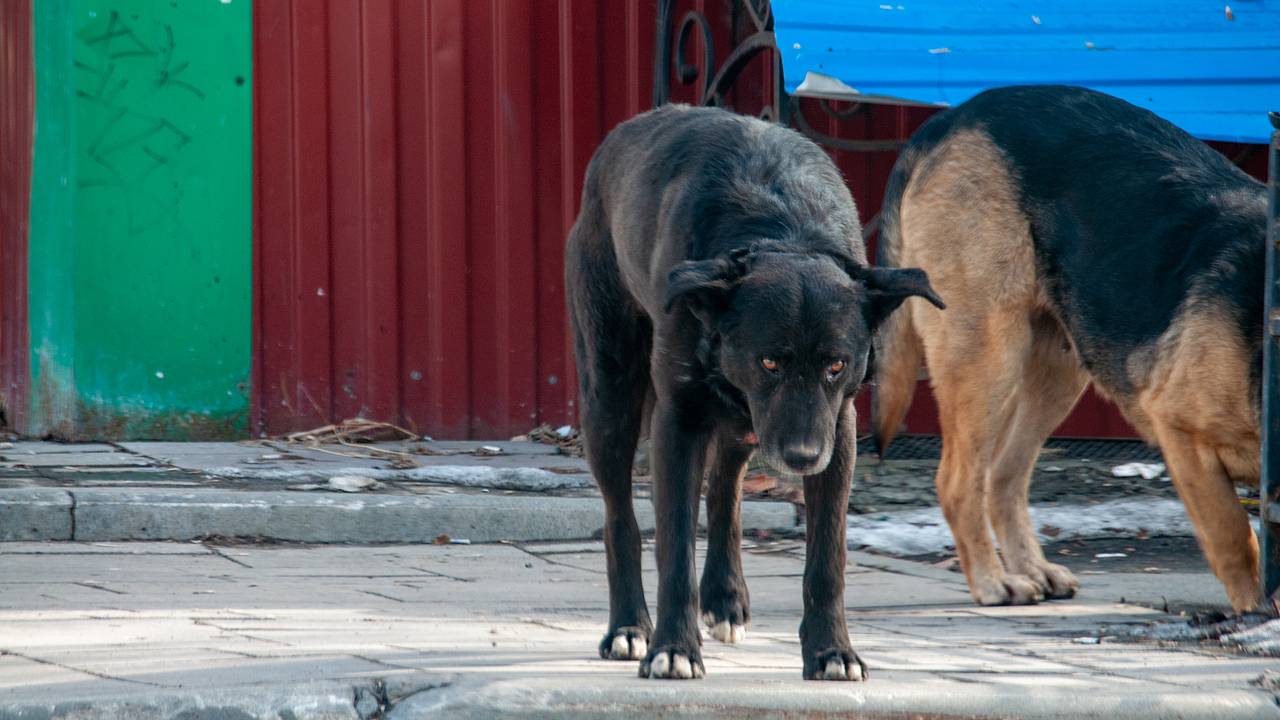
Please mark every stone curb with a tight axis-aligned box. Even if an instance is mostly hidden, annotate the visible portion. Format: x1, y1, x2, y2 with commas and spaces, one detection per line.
0, 676, 452, 720
0, 488, 72, 541
0, 488, 797, 544
5, 674, 1276, 720
388, 674, 1280, 720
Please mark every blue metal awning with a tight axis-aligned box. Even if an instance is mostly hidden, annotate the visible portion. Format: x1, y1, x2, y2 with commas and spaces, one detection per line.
773, 1, 1280, 143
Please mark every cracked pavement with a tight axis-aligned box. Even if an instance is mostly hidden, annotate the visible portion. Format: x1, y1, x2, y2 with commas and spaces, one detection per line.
0, 439, 1275, 717
1, 539, 1277, 719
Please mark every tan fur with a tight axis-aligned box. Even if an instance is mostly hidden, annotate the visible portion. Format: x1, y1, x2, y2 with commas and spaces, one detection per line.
887, 130, 1261, 611
871, 305, 922, 449
1133, 306, 1260, 610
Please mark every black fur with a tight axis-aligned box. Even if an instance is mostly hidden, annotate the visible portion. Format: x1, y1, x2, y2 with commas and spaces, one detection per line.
896, 85, 1266, 398
566, 105, 940, 680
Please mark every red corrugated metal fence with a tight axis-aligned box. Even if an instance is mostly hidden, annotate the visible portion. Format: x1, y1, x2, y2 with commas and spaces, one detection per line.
254, 0, 657, 438
0, 0, 31, 431
253, 1, 1270, 440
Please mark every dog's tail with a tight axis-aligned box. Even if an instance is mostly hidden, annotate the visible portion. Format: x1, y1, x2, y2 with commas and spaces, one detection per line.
870, 146, 926, 457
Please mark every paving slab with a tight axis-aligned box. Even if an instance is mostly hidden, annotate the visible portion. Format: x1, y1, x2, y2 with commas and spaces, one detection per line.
0, 442, 117, 455
0, 452, 152, 468
0, 541, 211, 555
0, 541, 1274, 719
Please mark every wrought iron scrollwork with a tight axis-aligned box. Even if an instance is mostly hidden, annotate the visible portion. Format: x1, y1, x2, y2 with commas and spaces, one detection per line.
653, 0, 902, 154
653, 0, 781, 120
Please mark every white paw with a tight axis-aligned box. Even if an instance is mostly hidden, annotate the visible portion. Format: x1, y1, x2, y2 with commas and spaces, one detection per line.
817, 657, 865, 681
643, 650, 704, 679
701, 612, 746, 643
605, 631, 647, 660
821, 657, 860, 681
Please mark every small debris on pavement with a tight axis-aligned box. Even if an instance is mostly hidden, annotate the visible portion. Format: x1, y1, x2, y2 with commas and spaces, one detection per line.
1110, 462, 1165, 480
524, 423, 584, 456
1072, 636, 1101, 644
259, 417, 428, 468
327, 475, 380, 493
929, 556, 961, 572
743, 474, 778, 494
475, 445, 503, 456
1095, 552, 1127, 559
1251, 669, 1280, 690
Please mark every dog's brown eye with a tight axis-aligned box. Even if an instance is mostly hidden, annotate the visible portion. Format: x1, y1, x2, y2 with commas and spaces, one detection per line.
828, 359, 846, 376
761, 357, 779, 373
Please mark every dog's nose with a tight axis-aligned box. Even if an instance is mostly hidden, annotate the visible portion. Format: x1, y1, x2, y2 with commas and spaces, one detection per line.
782, 445, 821, 471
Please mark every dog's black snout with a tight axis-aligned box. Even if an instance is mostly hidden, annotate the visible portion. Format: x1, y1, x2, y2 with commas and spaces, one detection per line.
782, 445, 821, 471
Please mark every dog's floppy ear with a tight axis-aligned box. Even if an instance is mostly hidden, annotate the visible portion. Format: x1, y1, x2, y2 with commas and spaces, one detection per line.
663, 256, 742, 329
860, 266, 946, 330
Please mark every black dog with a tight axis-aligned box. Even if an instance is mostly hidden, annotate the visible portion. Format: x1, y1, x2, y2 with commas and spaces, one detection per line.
566, 105, 943, 680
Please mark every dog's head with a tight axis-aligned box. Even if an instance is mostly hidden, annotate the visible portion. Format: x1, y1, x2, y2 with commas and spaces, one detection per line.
664, 246, 944, 475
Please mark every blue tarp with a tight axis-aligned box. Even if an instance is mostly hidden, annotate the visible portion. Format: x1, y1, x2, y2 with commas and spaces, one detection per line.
773, 1, 1280, 143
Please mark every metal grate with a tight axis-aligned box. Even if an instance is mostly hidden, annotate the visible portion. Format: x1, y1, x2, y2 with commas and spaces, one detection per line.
860, 434, 1163, 462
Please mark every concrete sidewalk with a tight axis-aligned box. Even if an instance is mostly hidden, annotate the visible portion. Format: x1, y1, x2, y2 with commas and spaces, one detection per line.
0, 440, 796, 543
0, 438, 1190, 547
1, 539, 1276, 719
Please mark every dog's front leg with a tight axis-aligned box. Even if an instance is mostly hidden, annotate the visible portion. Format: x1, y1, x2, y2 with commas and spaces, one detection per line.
800, 400, 867, 681
639, 398, 710, 680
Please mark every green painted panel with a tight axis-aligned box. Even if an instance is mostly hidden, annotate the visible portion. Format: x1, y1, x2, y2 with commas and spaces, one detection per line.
29, 0, 251, 439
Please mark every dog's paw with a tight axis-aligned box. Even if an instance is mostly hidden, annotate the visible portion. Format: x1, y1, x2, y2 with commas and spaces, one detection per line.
639, 645, 705, 680
972, 573, 1044, 606
1009, 560, 1079, 600
701, 611, 747, 644
1038, 562, 1079, 599
699, 574, 750, 644
804, 647, 868, 681
599, 625, 649, 660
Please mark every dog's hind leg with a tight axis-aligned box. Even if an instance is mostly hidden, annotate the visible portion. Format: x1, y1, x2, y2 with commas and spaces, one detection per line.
1154, 428, 1260, 612
986, 314, 1087, 600
931, 313, 1046, 606
896, 127, 1046, 605
567, 216, 654, 661
700, 425, 754, 644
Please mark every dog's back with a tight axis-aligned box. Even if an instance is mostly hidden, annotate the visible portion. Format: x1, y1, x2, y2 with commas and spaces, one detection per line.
573, 105, 864, 319
872, 85, 1267, 611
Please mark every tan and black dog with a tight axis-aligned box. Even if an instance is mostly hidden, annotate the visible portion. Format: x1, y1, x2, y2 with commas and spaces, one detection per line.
873, 85, 1267, 612
567, 105, 942, 680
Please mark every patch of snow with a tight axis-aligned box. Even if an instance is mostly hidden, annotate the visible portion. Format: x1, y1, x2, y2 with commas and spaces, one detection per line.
1223, 618, 1280, 655
847, 498, 1204, 556
327, 475, 379, 492
1111, 462, 1165, 480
